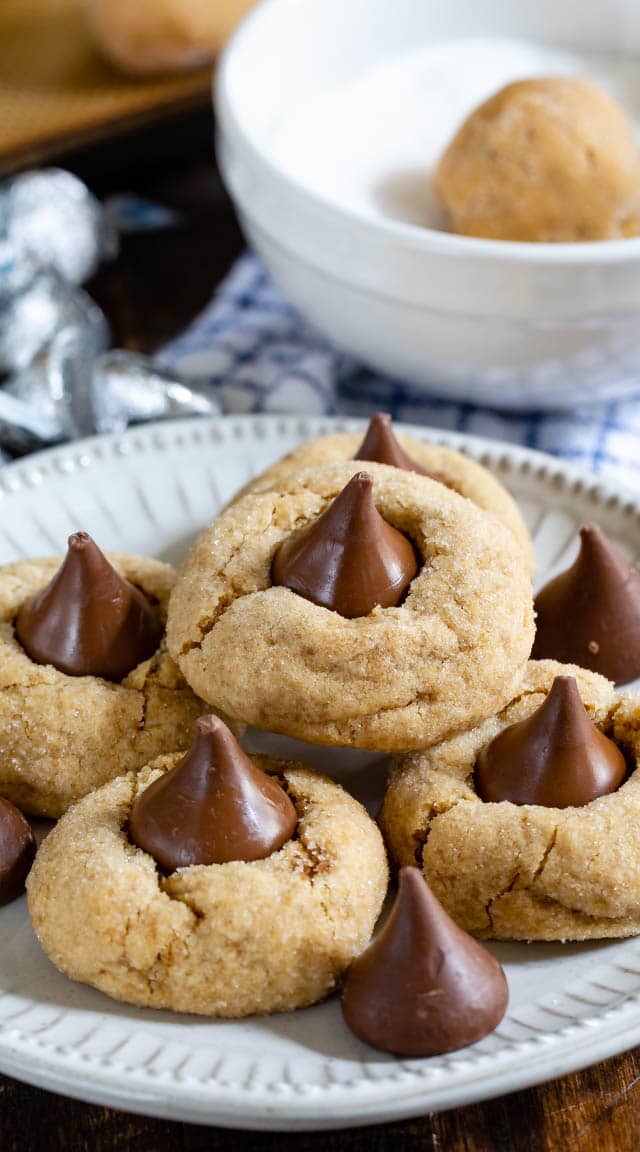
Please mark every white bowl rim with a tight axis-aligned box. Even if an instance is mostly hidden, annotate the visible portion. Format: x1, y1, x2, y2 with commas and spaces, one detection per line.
216, 0, 640, 268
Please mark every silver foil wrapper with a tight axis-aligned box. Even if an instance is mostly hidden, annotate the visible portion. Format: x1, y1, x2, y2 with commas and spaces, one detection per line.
91, 352, 219, 434
0, 168, 116, 375
0, 267, 109, 376
0, 167, 216, 459
1, 169, 117, 285
1, 290, 110, 452
3, 343, 218, 452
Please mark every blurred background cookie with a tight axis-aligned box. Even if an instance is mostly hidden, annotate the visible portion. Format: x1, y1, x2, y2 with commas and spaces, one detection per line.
85, 0, 255, 76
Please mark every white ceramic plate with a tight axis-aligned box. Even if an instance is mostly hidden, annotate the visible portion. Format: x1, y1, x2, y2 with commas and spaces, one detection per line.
2, 414, 640, 1131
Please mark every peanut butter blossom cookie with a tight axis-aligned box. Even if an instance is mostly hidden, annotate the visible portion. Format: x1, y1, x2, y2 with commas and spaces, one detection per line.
27, 717, 388, 1017
233, 413, 533, 569
167, 462, 534, 751
0, 533, 204, 817
380, 660, 640, 940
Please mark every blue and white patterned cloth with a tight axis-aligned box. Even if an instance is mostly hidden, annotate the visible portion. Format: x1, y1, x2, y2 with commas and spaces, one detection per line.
161, 252, 640, 493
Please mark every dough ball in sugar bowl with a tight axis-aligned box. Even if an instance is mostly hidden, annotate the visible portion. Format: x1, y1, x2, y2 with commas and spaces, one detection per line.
435, 77, 640, 242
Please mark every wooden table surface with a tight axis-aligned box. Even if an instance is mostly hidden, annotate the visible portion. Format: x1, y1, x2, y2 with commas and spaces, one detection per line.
2, 106, 640, 1152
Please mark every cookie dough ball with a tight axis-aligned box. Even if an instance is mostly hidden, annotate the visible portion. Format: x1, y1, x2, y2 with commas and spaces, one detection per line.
380, 660, 640, 940
86, 0, 255, 76
27, 757, 388, 1016
0, 553, 204, 818
435, 78, 640, 242
167, 462, 534, 751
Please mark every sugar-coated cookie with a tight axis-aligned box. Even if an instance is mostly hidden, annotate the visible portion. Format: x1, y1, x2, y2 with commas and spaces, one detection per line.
0, 551, 203, 817
168, 461, 534, 751
27, 756, 388, 1016
380, 660, 640, 940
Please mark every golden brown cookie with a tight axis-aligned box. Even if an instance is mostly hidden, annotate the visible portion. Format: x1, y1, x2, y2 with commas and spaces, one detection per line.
87, 0, 255, 76
27, 757, 389, 1016
167, 462, 534, 751
435, 78, 640, 242
0, 554, 204, 818
379, 660, 640, 941
233, 428, 532, 569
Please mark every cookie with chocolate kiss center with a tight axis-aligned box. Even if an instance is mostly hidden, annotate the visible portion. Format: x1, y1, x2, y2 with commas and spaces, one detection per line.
533, 523, 640, 684
271, 472, 418, 618
128, 716, 297, 871
475, 675, 627, 808
341, 867, 508, 1057
15, 532, 163, 681
354, 412, 433, 477
0, 797, 35, 906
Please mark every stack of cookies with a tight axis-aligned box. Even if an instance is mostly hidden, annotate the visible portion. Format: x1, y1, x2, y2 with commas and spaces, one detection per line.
4, 414, 640, 1058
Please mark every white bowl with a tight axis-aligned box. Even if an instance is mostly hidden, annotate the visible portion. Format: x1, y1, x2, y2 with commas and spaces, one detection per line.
215, 0, 640, 410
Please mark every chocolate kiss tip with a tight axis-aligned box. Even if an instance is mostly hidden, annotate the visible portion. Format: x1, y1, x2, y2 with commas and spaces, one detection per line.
579, 522, 621, 561
533, 522, 640, 683
15, 531, 163, 682
68, 531, 92, 548
355, 412, 431, 477
341, 867, 508, 1057
475, 675, 626, 809
196, 714, 222, 735
0, 797, 36, 907
582, 522, 605, 541
271, 471, 419, 618
128, 715, 297, 871
352, 470, 373, 489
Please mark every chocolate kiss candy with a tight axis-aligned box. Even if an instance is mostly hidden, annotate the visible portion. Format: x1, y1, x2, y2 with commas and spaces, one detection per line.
354, 412, 431, 476
533, 523, 640, 684
272, 472, 418, 618
0, 798, 36, 906
476, 676, 626, 808
15, 532, 163, 681
341, 867, 508, 1057
128, 715, 297, 871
